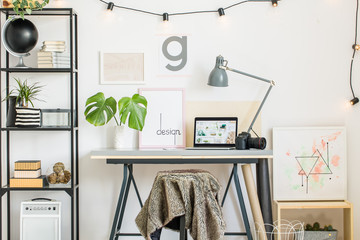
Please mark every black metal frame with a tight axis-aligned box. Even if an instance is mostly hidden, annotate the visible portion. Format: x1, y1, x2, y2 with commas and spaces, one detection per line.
0, 8, 79, 240
106, 157, 273, 240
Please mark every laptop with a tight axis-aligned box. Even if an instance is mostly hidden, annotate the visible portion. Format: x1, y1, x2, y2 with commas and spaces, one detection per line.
187, 117, 238, 150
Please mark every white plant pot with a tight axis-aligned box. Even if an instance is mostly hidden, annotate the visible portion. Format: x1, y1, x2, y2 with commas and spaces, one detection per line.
114, 125, 138, 149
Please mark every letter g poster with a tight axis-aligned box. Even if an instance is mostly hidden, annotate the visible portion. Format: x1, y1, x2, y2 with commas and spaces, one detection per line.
139, 88, 186, 148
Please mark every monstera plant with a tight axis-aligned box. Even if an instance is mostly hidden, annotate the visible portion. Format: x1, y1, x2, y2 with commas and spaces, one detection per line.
84, 92, 148, 131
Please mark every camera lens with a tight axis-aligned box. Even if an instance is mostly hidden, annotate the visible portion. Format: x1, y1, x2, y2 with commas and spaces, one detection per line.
247, 137, 266, 150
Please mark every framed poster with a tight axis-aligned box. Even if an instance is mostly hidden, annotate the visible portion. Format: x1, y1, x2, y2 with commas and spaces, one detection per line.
273, 127, 347, 200
100, 52, 144, 84
139, 88, 185, 148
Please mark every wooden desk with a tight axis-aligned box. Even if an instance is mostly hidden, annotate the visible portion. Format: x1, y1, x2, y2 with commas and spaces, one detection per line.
91, 149, 273, 240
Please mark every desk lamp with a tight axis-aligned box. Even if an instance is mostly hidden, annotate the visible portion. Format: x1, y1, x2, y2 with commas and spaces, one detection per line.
208, 55, 275, 149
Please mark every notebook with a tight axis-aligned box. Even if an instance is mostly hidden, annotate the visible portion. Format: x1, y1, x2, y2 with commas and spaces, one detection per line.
187, 117, 238, 150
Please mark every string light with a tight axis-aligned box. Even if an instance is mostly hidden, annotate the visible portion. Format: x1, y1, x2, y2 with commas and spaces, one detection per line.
349, 0, 359, 106
350, 97, 359, 105
107, 2, 114, 11
99, 0, 277, 21
163, 13, 169, 21
272, 0, 278, 7
353, 44, 360, 51
218, 8, 225, 17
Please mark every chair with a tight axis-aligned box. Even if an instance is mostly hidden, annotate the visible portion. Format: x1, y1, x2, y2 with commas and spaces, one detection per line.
135, 169, 226, 240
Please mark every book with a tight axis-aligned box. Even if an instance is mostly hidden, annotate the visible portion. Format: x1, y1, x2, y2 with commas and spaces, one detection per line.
37, 51, 70, 57
14, 169, 41, 178
15, 108, 41, 114
37, 56, 71, 61
38, 63, 71, 68
15, 160, 41, 170
37, 59, 71, 64
40, 47, 66, 52
9, 175, 48, 188
43, 40, 65, 45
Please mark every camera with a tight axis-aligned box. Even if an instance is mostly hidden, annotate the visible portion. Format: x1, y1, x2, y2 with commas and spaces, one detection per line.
235, 132, 267, 150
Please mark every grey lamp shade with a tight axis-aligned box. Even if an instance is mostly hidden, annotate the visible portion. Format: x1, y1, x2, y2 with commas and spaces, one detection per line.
208, 55, 228, 87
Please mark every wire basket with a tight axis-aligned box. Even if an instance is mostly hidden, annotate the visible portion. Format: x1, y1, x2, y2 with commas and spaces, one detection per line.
253, 219, 304, 240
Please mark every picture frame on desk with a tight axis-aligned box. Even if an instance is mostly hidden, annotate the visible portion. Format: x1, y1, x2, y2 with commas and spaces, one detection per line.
99, 51, 145, 85
139, 88, 186, 149
273, 126, 347, 201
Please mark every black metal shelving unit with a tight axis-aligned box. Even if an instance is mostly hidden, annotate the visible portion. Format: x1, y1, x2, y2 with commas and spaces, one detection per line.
0, 8, 79, 240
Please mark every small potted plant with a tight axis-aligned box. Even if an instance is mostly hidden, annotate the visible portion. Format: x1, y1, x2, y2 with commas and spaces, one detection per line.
303, 222, 337, 240
84, 92, 148, 149
5, 77, 44, 108
3, 77, 44, 127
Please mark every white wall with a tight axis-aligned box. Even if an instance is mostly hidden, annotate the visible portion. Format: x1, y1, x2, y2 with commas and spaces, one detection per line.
2, 0, 359, 239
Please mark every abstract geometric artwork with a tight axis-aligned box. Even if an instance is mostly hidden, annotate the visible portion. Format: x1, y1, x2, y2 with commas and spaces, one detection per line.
273, 127, 347, 200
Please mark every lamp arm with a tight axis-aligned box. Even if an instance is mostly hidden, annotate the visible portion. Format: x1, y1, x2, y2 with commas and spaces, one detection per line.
221, 65, 275, 134
247, 83, 273, 133
225, 66, 273, 84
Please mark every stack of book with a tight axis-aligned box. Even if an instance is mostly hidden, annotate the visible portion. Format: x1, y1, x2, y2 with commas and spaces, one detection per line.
40, 40, 66, 52
10, 160, 47, 188
15, 108, 41, 127
38, 40, 71, 68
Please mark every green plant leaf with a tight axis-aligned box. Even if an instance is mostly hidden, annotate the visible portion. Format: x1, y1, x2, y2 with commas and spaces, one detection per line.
118, 94, 147, 131
84, 92, 117, 126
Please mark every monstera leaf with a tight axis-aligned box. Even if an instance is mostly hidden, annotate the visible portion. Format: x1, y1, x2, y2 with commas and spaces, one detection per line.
84, 92, 117, 126
118, 94, 147, 131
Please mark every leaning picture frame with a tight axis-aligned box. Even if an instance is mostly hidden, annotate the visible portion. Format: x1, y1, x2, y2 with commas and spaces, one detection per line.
139, 88, 186, 149
273, 126, 347, 201
99, 52, 145, 85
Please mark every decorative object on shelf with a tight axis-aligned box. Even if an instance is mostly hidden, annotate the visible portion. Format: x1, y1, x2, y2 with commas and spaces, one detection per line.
100, 52, 144, 85
139, 88, 185, 149
1, 17, 38, 67
15, 107, 41, 127
100, 0, 278, 22
46, 162, 71, 185
84, 92, 148, 148
5, 77, 44, 108
2, 0, 49, 19
273, 127, 347, 201
10, 160, 45, 187
252, 220, 304, 240
41, 109, 71, 127
303, 222, 337, 240
6, 96, 17, 127
349, 0, 359, 105
208, 55, 275, 149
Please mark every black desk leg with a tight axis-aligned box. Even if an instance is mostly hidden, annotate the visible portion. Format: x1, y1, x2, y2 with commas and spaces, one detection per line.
109, 163, 129, 240
233, 164, 253, 240
256, 159, 273, 240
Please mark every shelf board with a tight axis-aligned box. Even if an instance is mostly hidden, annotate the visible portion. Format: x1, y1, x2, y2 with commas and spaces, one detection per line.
1, 184, 78, 191
1, 68, 78, 73
0, 8, 78, 16
1, 127, 78, 131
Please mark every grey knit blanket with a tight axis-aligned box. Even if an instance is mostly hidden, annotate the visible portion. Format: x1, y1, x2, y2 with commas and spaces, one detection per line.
135, 169, 225, 240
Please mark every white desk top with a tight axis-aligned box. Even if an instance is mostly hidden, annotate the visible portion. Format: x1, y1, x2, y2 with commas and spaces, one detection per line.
91, 148, 273, 161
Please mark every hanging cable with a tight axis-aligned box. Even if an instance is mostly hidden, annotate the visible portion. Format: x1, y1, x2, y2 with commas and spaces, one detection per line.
100, 0, 277, 20
350, 0, 360, 105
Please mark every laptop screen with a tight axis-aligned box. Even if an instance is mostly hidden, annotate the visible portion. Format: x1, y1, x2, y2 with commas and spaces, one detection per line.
193, 117, 238, 147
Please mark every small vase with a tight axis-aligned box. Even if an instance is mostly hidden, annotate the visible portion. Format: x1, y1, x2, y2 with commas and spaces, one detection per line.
114, 125, 138, 149
6, 96, 17, 127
